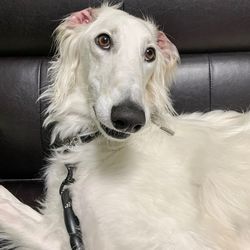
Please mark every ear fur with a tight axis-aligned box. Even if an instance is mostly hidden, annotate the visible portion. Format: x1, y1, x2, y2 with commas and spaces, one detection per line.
147, 31, 180, 127
41, 8, 97, 130
157, 31, 179, 66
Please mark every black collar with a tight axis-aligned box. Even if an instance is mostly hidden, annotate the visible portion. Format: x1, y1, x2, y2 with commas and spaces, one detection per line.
53, 131, 100, 149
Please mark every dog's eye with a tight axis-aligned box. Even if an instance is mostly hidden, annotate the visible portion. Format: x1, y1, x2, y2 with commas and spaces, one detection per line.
144, 47, 156, 62
95, 33, 111, 50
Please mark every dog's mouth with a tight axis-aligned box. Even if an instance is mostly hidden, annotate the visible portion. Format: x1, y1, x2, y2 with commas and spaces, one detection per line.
100, 123, 130, 139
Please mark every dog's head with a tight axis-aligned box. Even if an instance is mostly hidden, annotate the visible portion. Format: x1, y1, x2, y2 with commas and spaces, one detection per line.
45, 4, 179, 142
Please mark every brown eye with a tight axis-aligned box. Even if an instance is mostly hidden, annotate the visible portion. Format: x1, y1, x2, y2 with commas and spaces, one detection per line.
95, 33, 111, 50
145, 47, 156, 62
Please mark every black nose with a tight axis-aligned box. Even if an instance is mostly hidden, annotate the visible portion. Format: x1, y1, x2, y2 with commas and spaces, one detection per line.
111, 101, 146, 133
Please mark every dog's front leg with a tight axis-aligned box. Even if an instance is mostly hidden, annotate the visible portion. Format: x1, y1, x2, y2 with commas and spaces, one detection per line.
0, 185, 63, 250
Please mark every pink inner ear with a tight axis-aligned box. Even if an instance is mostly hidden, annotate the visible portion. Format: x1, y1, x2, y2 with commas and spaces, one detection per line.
157, 31, 171, 49
68, 8, 93, 26
157, 31, 175, 60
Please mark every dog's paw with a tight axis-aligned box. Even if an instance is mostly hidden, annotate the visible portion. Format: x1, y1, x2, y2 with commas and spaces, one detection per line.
0, 186, 66, 250
0, 185, 43, 223
0, 185, 44, 249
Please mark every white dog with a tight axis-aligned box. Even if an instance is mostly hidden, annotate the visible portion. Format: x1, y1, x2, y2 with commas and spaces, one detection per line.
1, 4, 250, 250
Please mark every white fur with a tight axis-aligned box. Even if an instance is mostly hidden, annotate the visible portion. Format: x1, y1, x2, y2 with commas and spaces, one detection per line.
1, 4, 250, 250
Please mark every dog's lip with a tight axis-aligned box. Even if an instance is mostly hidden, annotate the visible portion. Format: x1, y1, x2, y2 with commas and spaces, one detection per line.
100, 123, 130, 139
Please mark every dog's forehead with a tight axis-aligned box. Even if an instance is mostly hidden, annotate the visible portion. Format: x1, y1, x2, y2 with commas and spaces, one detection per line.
96, 10, 156, 40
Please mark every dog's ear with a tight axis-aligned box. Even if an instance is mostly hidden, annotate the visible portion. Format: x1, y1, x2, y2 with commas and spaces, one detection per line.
146, 31, 179, 128
55, 8, 96, 42
48, 8, 98, 110
157, 31, 179, 66
67, 8, 95, 27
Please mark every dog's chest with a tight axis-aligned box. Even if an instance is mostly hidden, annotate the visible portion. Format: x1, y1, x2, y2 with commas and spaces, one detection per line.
69, 139, 204, 249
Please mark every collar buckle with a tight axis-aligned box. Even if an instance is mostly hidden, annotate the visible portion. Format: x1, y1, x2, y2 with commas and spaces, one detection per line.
64, 136, 81, 148
53, 131, 100, 150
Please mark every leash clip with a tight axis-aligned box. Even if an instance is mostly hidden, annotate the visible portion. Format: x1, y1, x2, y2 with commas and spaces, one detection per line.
60, 164, 84, 250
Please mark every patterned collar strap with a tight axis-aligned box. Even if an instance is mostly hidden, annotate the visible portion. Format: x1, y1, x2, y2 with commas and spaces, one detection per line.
53, 131, 101, 149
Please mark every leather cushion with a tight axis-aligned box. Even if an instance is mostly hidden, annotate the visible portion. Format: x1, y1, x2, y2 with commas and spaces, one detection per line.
171, 52, 250, 113
0, 58, 45, 179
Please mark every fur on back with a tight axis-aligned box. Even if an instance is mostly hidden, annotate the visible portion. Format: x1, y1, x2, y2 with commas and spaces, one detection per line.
1, 4, 250, 250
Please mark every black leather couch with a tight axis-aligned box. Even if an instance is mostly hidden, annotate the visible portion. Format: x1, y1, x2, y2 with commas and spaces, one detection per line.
1, 0, 250, 209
